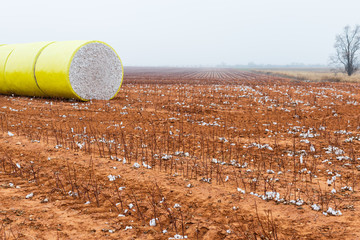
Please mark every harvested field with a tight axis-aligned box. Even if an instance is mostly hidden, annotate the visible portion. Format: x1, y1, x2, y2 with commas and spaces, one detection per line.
253, 69, 360, 83
1, 67, 360, 239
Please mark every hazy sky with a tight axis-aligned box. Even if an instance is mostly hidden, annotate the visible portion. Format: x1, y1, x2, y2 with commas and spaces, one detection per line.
1, 0, 360, 66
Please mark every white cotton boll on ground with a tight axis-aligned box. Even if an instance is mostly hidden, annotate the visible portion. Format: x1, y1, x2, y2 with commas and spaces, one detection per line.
237, 188, 245, 194
169, 234, 188, 239
149, 218, 158, 226
26, 193, 34, 199
69, 42, 123, 100
310, 145, 315, 152
327, 207, 342, 216
108, 175, 116, 181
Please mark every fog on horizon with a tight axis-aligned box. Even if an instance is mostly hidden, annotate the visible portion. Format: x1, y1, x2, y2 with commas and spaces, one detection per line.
0, 0, 359, 67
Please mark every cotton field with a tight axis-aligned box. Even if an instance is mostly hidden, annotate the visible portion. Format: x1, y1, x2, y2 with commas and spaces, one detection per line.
0, 68, 360, 239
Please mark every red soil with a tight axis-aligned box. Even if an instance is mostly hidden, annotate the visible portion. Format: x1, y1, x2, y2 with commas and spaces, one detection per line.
0, 68, 360, 239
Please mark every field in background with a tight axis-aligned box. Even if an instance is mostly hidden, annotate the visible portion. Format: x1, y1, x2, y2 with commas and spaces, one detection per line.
1, 68, 360, 239
253, 68, 360, 82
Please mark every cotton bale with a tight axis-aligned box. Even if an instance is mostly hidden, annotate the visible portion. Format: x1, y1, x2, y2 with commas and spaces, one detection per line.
0, 40, 123, 101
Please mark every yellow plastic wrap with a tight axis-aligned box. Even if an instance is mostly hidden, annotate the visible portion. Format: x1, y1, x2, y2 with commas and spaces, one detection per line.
0, 40, 123, 101
35, 40, 124, 101
35, 41, 88, 100
0, 45, 16, 94
4, 42, 54, 97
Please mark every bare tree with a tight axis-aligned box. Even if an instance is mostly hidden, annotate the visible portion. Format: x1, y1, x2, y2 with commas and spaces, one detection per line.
330, 25, 360, 76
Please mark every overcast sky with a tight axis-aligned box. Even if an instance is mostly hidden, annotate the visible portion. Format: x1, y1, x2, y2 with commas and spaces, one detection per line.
1, 0, 360, 66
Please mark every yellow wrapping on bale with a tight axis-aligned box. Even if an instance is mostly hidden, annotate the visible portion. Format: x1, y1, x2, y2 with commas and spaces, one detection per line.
35, 41, 87, 100
0, 45, 14, 94
5, 42, 53, 97
0, 40, 123, 101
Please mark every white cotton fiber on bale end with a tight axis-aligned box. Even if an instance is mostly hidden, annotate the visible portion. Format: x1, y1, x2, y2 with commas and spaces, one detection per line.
69, 42, 123, 100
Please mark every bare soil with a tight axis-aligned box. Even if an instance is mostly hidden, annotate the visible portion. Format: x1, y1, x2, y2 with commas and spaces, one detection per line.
1, 68, 360, 239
